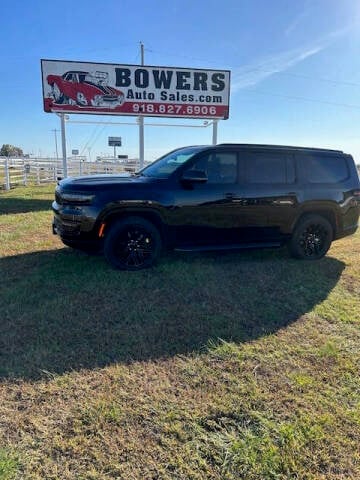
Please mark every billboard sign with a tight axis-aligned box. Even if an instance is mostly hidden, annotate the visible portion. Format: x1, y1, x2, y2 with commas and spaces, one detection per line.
108, 136, 122, 147
41, 59, 230, 119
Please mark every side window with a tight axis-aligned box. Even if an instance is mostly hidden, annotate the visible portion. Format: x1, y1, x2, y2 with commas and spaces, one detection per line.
191, 152, 237, 184
65, 73, 76, 82
305, 156, 349, 183
247, 152, 294, 184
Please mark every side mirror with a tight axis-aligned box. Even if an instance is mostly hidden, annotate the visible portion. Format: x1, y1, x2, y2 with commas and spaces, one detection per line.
181, 169, 208, 183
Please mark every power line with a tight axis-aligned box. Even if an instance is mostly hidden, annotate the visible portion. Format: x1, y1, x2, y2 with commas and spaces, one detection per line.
88, 125, 107, 151
276, 70, 360, 87
248, 88, 360, 110
80, 125, 101, 156
147, 48, 223, 66
146, 47, 360, 88
246, 67, 360, 88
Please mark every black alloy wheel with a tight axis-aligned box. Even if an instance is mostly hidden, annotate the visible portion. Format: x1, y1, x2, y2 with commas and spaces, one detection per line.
104, 217, 162, 270
289, 214, 333, 260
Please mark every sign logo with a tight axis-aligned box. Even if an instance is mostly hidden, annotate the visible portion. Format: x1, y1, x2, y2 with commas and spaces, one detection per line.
41, 60, 230, 120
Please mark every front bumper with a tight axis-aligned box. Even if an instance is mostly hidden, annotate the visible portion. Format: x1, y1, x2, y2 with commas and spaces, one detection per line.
52, 200, 98, 240
52, 213, 103, 252
52, 215, 81, 237
91, 95, 122, 108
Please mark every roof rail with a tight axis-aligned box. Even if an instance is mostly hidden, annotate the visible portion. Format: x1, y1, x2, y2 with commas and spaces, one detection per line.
217, 143, 343, 153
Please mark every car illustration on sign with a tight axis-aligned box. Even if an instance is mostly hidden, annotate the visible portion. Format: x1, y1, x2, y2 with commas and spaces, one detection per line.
46, 70, 125, 108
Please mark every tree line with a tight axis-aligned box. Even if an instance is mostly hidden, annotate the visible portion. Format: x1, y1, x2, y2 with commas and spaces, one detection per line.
0, 144, 24, 157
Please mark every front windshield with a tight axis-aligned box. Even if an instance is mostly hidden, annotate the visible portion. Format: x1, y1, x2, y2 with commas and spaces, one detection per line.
139, 146, 206, 178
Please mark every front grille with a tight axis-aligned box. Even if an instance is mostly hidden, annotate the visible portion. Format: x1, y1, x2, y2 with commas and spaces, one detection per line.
103, 95, 119, 102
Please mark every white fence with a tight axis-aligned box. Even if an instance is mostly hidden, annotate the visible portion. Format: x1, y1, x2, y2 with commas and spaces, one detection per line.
0, 157, 142, 190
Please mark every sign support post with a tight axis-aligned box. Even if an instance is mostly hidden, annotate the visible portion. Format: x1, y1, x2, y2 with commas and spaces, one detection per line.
60, 113, 68, 178
212, 120, 218, 145
139, 42, 145, 169
139, 118, 144, 169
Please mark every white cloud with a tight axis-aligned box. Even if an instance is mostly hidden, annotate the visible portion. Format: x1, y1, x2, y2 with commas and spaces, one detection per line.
285, 3, 312, 36
231, 27, 350, 92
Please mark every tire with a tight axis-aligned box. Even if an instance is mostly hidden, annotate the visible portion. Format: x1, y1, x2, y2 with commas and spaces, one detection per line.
288, 214, 333, 260
104, 217, 162, 270
63, 96, 76, 106
62, 239, 101, 255
52, 83, 64, 103
76, 92, 88, 106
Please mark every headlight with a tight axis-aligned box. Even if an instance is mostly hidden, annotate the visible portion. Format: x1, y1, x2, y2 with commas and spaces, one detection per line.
60, 192, 94, 204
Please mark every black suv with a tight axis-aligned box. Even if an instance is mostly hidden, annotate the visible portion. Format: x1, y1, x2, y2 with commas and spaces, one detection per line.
52, 144, 360, 270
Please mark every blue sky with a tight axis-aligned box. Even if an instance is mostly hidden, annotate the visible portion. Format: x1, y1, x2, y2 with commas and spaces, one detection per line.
1, 0, 360, 162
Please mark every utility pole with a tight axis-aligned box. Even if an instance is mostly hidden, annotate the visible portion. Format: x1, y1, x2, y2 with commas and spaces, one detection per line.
138, 41, 145, 169
51, 128, 59, 159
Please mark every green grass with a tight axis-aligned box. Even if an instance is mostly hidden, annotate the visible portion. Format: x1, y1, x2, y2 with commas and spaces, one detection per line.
0, 449, 20, 480
0, 184, 359, 479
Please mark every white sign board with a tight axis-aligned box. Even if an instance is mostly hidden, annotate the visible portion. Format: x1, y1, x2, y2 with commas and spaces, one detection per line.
41, 59, 230, 119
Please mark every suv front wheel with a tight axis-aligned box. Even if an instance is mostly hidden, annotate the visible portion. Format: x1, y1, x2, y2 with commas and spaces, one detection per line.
104, 217, 162, 270
289, 214, 333, 260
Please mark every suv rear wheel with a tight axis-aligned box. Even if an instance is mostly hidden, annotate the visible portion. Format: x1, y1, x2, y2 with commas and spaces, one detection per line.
104, 217, 162, 270
289, 214, 333, 260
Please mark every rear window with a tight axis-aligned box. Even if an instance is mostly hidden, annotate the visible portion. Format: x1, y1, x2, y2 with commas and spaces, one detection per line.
305, 156, 349, 183
246, 152, 295, 184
